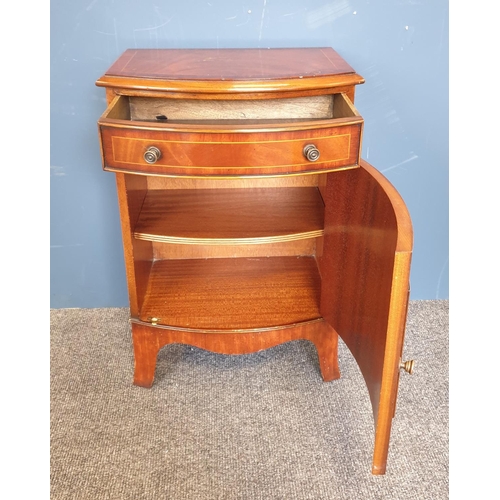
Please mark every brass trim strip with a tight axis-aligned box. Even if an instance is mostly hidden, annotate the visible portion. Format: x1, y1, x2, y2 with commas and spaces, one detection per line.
133, 230, 325, 245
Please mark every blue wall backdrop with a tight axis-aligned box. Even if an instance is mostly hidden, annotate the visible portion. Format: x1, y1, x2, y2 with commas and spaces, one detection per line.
50, 0, 449, 308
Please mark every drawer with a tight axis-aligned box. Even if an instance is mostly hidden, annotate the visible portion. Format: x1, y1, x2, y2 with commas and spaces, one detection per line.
98, 93, 363, 177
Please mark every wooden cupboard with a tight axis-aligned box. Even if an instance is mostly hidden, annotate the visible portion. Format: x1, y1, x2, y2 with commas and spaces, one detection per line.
96, 47, 414, 475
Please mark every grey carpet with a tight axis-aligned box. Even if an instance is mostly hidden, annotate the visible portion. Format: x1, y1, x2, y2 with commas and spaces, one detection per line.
50, 300, 448, 499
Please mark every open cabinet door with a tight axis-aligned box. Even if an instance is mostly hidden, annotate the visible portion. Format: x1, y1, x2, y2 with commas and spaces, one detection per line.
319, 159, 413, 475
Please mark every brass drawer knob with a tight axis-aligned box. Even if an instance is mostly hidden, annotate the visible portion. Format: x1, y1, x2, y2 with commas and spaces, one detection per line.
399, 359, 414, 375
144, 146, 162, 164
303, 144, 320, 162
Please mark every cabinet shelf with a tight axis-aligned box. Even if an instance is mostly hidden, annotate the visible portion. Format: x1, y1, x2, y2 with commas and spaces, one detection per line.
139, 256, 322, 330
134, 187, 325, 245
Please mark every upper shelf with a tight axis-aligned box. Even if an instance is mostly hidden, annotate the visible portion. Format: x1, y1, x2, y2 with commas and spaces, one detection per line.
134, 187, 325, 245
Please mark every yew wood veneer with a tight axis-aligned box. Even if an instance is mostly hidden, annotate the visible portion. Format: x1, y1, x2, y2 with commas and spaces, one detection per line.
96, 47, 414, 475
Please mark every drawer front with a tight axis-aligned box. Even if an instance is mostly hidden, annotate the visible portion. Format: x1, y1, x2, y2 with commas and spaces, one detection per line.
99, 124, 362, 177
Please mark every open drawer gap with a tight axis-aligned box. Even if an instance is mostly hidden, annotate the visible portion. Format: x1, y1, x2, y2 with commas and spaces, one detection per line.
102, 93, 360, 125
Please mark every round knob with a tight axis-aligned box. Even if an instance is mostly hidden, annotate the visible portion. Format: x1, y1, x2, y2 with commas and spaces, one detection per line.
144, 146, 162, 164
303, 144, 320, 162
399, 360, 415, 375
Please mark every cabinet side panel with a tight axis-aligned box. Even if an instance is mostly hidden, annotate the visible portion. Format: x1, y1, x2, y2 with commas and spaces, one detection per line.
115, 173, 153, 316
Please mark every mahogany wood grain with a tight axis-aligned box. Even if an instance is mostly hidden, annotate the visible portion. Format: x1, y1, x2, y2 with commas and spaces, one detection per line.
151, 239, 317, 261
96, 48, 364, 97
133, 187, 324, 245
114, 173, 153, 316
99, 120, 362, 177
318, 159, 413, 475
146, 174, 322, 190
131, 319, 340, 388
139, 256, 322, 330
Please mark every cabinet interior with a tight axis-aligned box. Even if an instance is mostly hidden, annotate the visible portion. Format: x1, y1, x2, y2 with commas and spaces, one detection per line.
125, 173, 329, 329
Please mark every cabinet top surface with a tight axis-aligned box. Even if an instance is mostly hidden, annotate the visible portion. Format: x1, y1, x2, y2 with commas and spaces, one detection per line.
102, 48, 355, 80
96, 48, 364, 94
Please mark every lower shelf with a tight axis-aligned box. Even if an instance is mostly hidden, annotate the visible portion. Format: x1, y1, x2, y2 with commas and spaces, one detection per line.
139, 256, 322, 330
